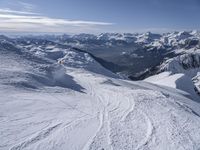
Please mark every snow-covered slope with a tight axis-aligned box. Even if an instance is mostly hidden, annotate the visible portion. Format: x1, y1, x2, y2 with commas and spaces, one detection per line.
146, 48, 200, 100
1, 36, 200, 150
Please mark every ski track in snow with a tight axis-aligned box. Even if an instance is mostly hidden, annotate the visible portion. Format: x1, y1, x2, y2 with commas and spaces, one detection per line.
69, 71, 200, 150
1, 67, 200, 149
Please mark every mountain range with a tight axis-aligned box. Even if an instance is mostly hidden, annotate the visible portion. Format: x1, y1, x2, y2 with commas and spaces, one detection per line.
1, 31, 200, 149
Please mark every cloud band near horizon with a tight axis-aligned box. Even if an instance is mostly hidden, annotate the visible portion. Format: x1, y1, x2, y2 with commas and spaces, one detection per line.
0, 8, 114, 33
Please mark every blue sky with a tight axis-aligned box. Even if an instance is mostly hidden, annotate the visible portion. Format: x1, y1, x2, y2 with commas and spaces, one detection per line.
0, 0, 200, 33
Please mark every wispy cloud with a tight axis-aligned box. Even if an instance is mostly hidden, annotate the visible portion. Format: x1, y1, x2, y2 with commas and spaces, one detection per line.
0, 8, 38, 15
17, 1, 35, 12
0, 8, 113, 33
2, 0, 37, 12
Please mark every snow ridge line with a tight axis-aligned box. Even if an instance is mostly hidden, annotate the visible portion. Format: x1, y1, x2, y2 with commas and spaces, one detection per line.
175, 101, 200, 118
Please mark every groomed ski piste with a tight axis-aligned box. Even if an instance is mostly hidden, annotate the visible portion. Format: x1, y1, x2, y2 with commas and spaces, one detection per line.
1, 42, 200, 150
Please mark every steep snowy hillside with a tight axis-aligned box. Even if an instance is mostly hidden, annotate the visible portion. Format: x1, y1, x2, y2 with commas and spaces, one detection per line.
146, 48, 200, 100
1, 36, 200, 150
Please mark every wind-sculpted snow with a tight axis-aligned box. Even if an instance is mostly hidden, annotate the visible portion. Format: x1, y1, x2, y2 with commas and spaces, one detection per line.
0, 44, 87, 94
1, 35, 200, 150
146, 49, 200, 99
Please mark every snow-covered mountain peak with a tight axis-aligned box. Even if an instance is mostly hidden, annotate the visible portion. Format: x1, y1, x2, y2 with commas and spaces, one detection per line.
135, 32, 161, 44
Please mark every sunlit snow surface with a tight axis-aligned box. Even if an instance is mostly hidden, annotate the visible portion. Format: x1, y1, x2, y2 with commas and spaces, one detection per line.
1, 40, 200, 150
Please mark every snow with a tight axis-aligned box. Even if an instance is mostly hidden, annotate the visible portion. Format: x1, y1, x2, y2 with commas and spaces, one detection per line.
150, 49, 200, 100
145, 72, 199, 101
145, 72, 178, 88
1, 37, 200, 150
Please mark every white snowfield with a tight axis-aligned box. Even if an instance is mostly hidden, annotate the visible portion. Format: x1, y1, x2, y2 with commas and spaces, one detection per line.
145, 48, 200, 100
1, 45, 200, 150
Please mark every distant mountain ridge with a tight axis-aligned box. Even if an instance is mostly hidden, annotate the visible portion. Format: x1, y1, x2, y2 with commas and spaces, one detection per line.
2, 31, 200, 97
4, 31, 200, 75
